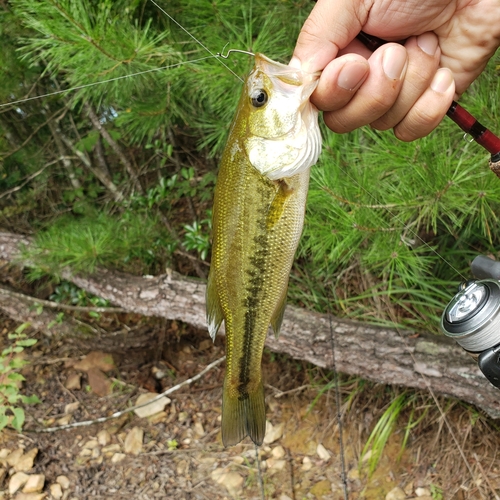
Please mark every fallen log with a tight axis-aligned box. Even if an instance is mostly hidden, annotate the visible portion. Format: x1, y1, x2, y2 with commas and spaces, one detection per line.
1, 231, 499, 417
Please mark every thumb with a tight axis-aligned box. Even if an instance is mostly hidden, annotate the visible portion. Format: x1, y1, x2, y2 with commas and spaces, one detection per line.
292, 0, 369, 72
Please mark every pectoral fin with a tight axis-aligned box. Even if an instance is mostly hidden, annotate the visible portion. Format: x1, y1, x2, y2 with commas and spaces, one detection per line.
270, 287, 287, 338
206, 270, 224, 341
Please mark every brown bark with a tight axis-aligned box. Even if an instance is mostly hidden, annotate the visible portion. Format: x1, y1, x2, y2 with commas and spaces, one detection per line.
1, 231, 499, 418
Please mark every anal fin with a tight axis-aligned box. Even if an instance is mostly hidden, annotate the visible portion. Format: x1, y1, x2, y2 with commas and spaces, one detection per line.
270, 286, 287, 338
206, 270, 224, 341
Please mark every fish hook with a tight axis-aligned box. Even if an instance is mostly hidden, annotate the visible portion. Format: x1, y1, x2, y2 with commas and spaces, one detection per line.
217, 48, 255, 59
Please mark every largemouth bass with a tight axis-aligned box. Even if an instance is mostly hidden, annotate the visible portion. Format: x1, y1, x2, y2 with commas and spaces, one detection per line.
206, 54, 321, 447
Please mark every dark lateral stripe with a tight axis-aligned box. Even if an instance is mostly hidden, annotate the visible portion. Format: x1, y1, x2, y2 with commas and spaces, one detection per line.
238, 187, 270, 397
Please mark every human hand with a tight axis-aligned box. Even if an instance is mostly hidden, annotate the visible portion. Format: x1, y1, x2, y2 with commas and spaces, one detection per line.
292, 0, 500, 141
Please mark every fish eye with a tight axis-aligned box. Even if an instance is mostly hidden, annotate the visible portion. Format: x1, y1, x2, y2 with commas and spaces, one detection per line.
250, 89, 268, 108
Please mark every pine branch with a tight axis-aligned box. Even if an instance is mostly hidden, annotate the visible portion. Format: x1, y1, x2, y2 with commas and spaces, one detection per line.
84, 102, 143, 194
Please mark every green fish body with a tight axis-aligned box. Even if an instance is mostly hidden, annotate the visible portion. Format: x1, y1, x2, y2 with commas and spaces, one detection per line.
206, 54, 321, 447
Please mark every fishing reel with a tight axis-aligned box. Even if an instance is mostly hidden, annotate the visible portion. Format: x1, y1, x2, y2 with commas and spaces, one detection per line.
441, 255, 500, 388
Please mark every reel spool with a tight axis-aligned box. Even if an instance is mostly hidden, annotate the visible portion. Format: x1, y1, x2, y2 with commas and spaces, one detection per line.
441, 256, 500, 388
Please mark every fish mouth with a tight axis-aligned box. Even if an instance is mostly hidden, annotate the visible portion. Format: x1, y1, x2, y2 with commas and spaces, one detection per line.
254, 53, 321, 86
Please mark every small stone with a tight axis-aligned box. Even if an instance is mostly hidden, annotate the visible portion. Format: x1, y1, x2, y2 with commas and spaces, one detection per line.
91, 448, 100, 459
82, 440, 99, 450
6, 449, 24, 468
64, 402, 80, 414
301, 457, 312, 471
79, 449, 92, 457
385, 486, 406, 500
14, 449, 38, 472
279, 496, 293, 500
271, 445, 285, 459
86, 367, 112, 397
263, 421, 284, 444
49, 483, 63, 500
316, 443, 331, 461
73, 351, 115, 372
14, 493, 46, 500
102, 444, 121, 455
148, 411, 167, 424
9, 472, 29, 495
56, 476, 70, 490
416, 487, 431, 497
218, 471, 244, 493
193, 422, 205, 436
266, 458, 286, 471
124, 427, 143, 455
133, 393, 171, 418
232, 456, 245, 465
64, 372, 81, 390
22, 474, 45, 493
0, 449, 10, 459
211, 468, 226, 483
97, 430, 110, 446
56, 415, 72, 426
111, 453, 126, 464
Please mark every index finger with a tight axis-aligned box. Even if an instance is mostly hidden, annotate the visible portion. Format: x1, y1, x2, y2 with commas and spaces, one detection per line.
292, 0, 370, 72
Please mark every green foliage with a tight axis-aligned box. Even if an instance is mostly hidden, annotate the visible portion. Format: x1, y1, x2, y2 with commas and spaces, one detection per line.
26, 210, 173, 277
50, 281, 110, 307
0, 323, 41, 432
360, 392, 409, 476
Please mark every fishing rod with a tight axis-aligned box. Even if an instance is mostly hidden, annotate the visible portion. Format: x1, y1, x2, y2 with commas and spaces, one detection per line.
358, 32, 500, 389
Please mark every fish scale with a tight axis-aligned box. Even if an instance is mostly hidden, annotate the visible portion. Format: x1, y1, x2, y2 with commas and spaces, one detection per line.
206, 53, 321, 447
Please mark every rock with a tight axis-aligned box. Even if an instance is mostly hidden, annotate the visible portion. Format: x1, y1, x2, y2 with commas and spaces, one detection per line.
56, 415, 72, 426
211, 468, 226, 483
9, 472, 29, 495
55, 476, 70, 490
14, 493, 46, 500
73, 351, 115, 372
64, 372, 81, 390
6, 449, 24, 468
279, 496, 293, 500
124, 427, 143, 455
49, 483, 63, 500
64, 402, 79, 414
0, 449, 10, 466
22, 474, 45, 493
386, 486, 406, 500
133, 393, 171, 418
111, 453, 126, 464
97, 430, 111, 446
214, 471, 244, 494
82, 439, 99, 450
266, 458, 287, 471
14, 449, 38, 472
404, 482, 414, 496
301, 457, 312, 471
102, 444, 121, 455
263, 421, 284, 444
271, 445, 286, 459
198, 339, 212, 351
415, 487, 431, 497
86, 367, 112, 397
79, 449, 92, 457
193, 421, 205, 436
316, 443, 331, 461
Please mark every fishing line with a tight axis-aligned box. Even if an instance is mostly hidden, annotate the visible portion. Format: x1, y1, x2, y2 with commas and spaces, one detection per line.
147, 0, 244, 83
0, 57, 216, 110
328, 314, 349, 499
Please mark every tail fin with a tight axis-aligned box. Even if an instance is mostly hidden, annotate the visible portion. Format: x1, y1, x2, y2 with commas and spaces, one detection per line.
221, 379, 266, 447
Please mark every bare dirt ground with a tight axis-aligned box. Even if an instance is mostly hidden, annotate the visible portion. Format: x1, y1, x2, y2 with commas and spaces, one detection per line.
1, 312, 500, 500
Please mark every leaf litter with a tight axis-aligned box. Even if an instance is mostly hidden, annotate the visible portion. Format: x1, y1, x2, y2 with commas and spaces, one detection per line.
0, 313, 499, 499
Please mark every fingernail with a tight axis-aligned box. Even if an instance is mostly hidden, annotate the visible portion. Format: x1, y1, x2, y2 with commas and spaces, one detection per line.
430, 68, 454, 93
337, 61, 369, 91
382, 46, 407, 80
289, 56, 302, 69
417, 32, 438, 56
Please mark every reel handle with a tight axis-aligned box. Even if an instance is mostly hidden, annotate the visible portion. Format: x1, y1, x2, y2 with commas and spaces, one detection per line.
471, 255, 500, 280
